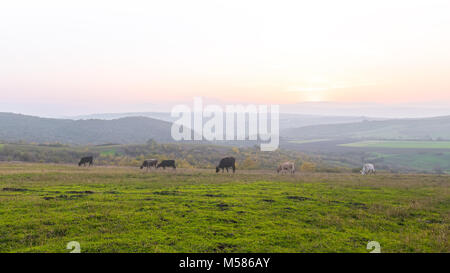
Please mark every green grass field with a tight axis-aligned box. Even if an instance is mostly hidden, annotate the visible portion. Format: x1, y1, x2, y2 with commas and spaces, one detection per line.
367, 152, 450, 174
341, 140, 450, 149
0, 163, 448, 253
99, 149, 118, 157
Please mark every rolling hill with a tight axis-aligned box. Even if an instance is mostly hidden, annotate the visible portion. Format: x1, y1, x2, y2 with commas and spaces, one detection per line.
69, 112, 378, 130
282, 116, 450, 140
3, 112, 450, 146
0, 113, 173, 145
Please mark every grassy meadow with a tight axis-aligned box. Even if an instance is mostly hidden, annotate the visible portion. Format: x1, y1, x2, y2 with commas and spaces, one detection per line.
0, 162, 448, 253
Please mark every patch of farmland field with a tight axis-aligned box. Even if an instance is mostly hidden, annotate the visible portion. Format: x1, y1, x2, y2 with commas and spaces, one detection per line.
341, 141, 450, 149
372, 152, 450, 173
0, 163, 448, 253
99, 149, 118, 157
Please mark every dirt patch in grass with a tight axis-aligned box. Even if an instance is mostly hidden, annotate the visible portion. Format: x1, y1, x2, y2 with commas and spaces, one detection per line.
104, 191, 120, 194
214, 243, 238, 252
204, 194, 227, 197
55, 194, 89, 200
287, 196, 313, 201
347, 202, 368, 209
216, 203, 230, 210
2, 188, 29, 192
66, 190, 94, 194
153, 190, 180, 196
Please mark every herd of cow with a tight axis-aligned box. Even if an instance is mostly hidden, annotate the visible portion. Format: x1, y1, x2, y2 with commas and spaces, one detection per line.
78, 156, 376, 175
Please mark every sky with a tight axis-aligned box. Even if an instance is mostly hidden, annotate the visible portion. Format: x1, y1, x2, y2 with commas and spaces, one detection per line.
1, 0, 450, 117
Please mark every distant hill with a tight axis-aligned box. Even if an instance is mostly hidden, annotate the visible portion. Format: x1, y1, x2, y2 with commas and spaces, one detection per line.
69, 112, 379, 130
277, 114, 382, 130
4, 112, 450, 145
282, 116, 450, 140
70, 112, 175, 123
0, 113, 173, 145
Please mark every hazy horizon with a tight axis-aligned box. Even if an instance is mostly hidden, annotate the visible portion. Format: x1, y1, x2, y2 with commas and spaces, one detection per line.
2, 100, 450, 119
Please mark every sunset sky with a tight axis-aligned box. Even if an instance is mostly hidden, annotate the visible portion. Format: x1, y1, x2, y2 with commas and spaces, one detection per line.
1, 0, 450, 116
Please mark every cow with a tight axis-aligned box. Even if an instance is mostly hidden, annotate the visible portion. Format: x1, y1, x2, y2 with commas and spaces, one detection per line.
277, 162, 295, 174
216, 157, 236, 173
361, 163, 376, 175
140, 159, 158, 171
157, 160, 176, 170
78, 156, 93, 167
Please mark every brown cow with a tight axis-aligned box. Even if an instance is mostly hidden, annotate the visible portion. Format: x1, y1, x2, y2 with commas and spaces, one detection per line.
277, 162, 295, 174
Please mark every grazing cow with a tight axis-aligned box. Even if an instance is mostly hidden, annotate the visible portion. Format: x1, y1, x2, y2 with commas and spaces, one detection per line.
361, 164, 376, 175
157, 160, 176, 170
277, 162, 295, 174
78, 156, 93, 167
216, 157, 236, 173
140, 159, 158, 171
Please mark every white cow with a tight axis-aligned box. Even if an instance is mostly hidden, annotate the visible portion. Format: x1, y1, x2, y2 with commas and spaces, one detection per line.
361, 164, 376, 175
277, 162, 295, 174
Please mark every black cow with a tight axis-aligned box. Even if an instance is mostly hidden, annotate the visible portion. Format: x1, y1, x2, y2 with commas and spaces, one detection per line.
140, 159, 158, 170
157, 160, 176, 170
216, 157, 236, 173
78, 156, 93, 167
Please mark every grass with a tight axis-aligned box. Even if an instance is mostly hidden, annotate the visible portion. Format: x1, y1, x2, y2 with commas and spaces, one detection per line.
341, 140, 450, 149
0, 163, 448, 253
99, 149, 118, 156
373, 152, 450, 174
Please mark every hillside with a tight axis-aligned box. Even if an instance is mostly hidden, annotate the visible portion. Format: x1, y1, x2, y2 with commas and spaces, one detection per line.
3, 112, 450, 146
282, 116, 450, 140
0, 112, 378, 145
0, 113, 173, 145
70, 112, 378, 130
